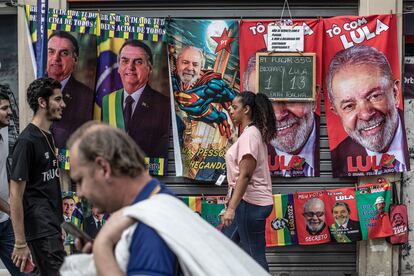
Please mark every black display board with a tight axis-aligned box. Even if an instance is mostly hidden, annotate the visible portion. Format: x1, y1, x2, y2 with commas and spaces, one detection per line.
256, 52, 316, 101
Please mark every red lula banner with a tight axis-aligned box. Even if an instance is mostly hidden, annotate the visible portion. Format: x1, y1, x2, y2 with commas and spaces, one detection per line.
239, 19, 323, 177
323, 14, 410, 177
325, 187, 362, 243
294, 190, 331, 245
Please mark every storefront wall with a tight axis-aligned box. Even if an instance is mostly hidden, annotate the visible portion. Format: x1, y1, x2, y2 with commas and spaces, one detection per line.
66, 1, 358, 275
15, 0, 407, 275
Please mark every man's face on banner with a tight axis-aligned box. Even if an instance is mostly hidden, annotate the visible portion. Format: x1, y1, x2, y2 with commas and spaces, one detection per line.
330, 64, 399, 153
332, 204, 350, 226
118, 45, 152, 93
0, 99, 12, 128
375, 202, 386, 214
177, 47, 203, 86
63, 198, 75, 217
245, 61, 315, 154
92, 207, 104, 220
393, 213, 404, 227
303, 200, 325, 234
47, 36, 77, 82
272, 102, 315, 154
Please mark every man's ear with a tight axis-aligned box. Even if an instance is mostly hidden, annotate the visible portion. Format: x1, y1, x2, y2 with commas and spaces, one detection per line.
392, 80, 400, 108
38, 97, 47, 109
95, 157, 111, 180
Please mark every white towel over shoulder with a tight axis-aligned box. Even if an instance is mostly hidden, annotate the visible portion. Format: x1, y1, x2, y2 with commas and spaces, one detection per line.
60, 193, 270, 276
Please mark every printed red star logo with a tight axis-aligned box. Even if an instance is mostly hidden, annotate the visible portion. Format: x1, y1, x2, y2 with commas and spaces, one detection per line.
211, 28, 237, 54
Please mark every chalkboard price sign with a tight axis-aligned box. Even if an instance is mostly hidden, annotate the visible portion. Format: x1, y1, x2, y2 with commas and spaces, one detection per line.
256, 53, 316, 101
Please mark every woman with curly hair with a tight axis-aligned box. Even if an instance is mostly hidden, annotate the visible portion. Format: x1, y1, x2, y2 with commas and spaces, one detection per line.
222, 91, 276, 271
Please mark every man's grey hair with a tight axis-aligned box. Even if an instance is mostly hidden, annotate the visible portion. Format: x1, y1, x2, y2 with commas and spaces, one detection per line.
67, 121, 147, 178
326, 45, 394, 105
177, 45, 206, 68
303, 197, 324, 212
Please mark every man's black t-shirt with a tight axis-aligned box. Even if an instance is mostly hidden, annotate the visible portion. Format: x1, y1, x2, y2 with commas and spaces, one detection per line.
11, 123, 63, 241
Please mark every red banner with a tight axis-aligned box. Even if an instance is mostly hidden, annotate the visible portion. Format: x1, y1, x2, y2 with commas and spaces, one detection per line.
294, 191, 331, 245
323, 15, 409, 177
239, 19, 323, 177
325, 187, 362, 242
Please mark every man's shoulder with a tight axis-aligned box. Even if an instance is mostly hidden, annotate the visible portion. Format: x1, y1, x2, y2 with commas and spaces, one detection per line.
66, 76, 93, 93
348, 219, 360, 227
84, 216, 95, 225
333, 136, 366, 156
16, 124, 39, 143
200, 70, 221, 79
102, 88, 123, 103
106, 88, 124, 97
143, 85, 168, 102
159, 183, 175, 197
195, 70, 222, 86
128, 216, 176, 275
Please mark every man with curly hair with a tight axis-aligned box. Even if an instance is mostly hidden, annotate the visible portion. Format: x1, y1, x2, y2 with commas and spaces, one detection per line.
10, 77, 66, 275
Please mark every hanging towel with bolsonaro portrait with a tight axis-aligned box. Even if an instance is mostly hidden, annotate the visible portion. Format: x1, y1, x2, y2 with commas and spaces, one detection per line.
239, 19, 323, 177
323, 14, 410, 177
167, 19, 240, 182
25, 6, 170, 176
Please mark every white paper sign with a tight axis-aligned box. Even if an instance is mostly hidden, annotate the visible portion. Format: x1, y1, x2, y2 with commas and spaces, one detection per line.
267, 25, 304, 52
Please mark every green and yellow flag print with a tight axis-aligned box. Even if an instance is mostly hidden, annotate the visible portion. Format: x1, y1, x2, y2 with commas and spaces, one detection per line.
181, 196, 202, 214
26, 4, 169, 175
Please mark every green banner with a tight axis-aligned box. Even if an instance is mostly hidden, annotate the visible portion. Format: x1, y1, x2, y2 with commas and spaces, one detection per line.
355, 183, 392, 240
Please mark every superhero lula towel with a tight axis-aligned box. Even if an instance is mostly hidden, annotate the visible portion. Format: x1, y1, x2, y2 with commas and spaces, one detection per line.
168, 19, 240, 182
